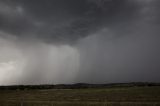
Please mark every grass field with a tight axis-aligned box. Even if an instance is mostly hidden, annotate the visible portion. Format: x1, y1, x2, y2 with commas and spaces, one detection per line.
0, 86, 160, 106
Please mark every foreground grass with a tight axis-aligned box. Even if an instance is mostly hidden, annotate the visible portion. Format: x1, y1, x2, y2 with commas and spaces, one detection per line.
0, 86, 160, 106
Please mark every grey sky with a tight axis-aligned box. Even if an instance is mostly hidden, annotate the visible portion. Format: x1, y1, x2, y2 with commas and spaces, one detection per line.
0, 0, 160, 85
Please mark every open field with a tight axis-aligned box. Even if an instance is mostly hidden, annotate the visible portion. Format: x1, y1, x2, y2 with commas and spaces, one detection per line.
0, 86, 160, 106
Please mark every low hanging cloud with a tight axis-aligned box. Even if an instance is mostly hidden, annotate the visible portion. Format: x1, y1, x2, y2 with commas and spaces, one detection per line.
0, 0, 160, 85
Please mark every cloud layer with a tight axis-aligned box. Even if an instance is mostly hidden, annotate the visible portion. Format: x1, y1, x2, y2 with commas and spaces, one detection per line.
0, 0, 160, 85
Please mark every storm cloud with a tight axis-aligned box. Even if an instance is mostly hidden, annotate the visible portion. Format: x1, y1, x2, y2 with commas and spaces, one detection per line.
0, 0, 160, 85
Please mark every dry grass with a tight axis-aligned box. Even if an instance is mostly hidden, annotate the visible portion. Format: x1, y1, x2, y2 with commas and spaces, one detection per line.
0, 86, 160, 106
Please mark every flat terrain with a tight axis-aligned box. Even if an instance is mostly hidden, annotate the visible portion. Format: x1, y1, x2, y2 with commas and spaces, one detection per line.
0, 86, 160, 106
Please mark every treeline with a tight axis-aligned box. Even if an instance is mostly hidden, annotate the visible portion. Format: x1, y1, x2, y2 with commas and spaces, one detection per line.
0, 82, 160, 90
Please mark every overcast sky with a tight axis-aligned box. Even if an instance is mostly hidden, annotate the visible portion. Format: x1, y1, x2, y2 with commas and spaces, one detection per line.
0, 0, 160, 85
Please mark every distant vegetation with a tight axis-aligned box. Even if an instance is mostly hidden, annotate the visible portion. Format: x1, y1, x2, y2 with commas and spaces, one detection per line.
0, 82, 160, 90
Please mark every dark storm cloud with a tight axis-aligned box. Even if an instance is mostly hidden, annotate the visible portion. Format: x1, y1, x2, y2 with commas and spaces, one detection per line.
0, 0, 160, 85
0, 0, 95, 43
0, 0, 149, 43
75, 0, 160, 83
